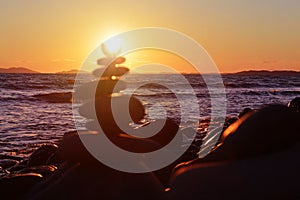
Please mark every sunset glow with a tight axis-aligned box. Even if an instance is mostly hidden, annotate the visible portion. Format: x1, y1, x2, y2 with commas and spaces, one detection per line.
124, 49, 198, 74
0, 1, 299, 73
103, 38, 122, 57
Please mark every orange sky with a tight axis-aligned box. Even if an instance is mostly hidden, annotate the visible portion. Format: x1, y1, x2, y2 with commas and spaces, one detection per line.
0, 1, 299, 73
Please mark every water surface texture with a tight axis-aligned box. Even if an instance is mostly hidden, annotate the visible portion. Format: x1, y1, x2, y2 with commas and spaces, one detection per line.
0, 73, 299, 156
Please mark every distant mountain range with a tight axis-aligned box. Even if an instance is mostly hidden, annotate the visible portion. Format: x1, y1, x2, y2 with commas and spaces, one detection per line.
0, 67, 299, 75
55, 69, 88, 74
0, 67, 40, 74
0, 67, 88, 74
231, 70, 300, 76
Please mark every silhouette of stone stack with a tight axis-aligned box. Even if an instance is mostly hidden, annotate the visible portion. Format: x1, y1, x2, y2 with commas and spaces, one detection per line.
75, 44, 146, 140
73, 44, 183, 154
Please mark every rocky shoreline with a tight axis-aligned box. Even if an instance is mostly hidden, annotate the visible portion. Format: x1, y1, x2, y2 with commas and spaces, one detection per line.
1, 45, 300, 199
0, 98, 299, 199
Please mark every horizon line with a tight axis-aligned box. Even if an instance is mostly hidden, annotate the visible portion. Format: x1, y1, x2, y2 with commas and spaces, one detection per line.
0, 66, 299, 75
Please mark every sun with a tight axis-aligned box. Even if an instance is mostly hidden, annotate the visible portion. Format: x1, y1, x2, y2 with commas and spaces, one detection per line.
103, 37, 122, 56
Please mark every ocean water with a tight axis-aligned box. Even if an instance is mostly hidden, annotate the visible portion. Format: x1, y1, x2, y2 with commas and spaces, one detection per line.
0, 73, 299, 156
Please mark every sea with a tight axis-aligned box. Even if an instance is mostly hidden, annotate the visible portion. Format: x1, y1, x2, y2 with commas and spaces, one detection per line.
0, 73, 299, 157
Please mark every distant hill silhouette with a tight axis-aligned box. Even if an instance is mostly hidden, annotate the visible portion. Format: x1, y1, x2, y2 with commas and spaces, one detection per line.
0, 67, 39, 74
56, 69, 88, 74
0, 67, 299, 76
232, 70, 300, 76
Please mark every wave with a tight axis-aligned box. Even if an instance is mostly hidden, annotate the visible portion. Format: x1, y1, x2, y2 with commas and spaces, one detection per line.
225, 82, 264, 88
33, 92, 72, 103
0, 74, 75, 91
134, 91, 211, 99
274, 90, 300, 96
134, 92, 176, 98
241, 90, 300, 96
138, 83, 168, 89
241, 91, 268, 96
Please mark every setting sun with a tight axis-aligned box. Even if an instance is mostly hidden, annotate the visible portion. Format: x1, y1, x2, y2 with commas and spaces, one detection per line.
103, 37, 123, 57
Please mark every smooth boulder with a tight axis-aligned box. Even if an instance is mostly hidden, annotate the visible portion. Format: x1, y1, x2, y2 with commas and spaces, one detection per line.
169, 105, 300, 199
74, 80, 126, 100
288, 97, 300, 113
17, 165, 57, 177
92, 67, 129, 78
78, 95, 145, 127
28, 145, 58, 167
0, 173, 43, 199
0, 159, 19, 169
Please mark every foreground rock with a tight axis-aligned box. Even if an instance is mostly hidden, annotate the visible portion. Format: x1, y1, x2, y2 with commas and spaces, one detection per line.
27, 144, 58, 166
25, 162, 164, 200
0, 159, 19, 170
0, 173, 43, 199
169, 105, 300, 199
25, 131, 166, 200
17, 165, 57, 177
288, 97, 300, 112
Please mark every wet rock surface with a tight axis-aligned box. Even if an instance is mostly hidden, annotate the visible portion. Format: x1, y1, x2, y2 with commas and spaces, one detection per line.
169, 104, 300, 200
27, 144, 58, 167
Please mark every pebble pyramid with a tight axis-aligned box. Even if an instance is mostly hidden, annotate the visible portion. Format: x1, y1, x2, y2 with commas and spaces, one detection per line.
75, 43, 146, 138
73, 44, 184, 153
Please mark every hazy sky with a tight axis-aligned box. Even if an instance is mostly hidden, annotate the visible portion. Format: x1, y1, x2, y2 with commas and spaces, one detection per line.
1, 0, 299, 73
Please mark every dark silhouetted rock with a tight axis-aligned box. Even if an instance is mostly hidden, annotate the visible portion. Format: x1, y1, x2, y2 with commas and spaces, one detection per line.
47, 131, 93, 165
17, 165, 57, 177
222, 116, 238, 132
78, 95, 145, 131
238, 107, 254, 118
95, 95, 145, 126
7, 159, 28, 172
27, 145, 58, 167
97, 56, 126, 66
169, 143, 300, 200
49, 131, 163, 166
0, 166, 10, 177
182, 104, 300, 165
288, 97, 300, 113
0, 155, 23, 161
92, 66, 129, 78
74, 80, 127, 100
169, 105, 300, 199
7, 164, 27, 173
0, 173, 42, 199
26, 162, 164, 200
218, 105, 300, 160
0, 159, 19, 169
131, 118, 181, 148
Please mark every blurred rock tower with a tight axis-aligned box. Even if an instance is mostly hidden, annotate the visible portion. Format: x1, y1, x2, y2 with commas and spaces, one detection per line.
76, 43, 146, 140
